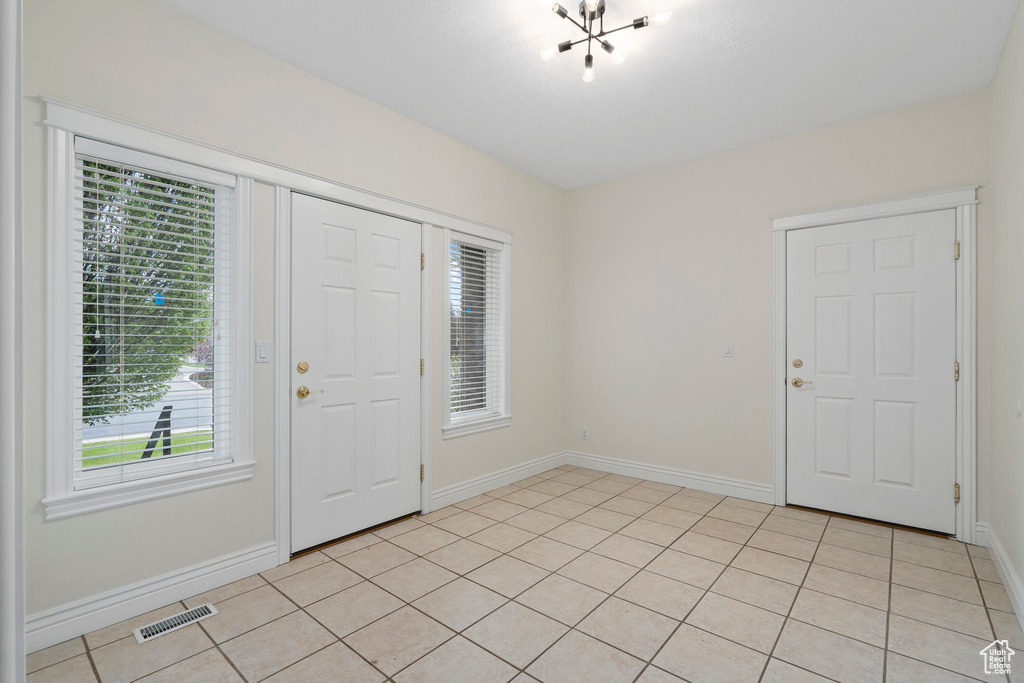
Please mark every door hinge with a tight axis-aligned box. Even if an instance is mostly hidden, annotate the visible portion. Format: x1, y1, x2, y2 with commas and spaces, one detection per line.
954, 241, 961, 259
420, 359, 424, 376
420, 464, 425, 482
421, 253, 425, 270
955, 361, 960, 381
955, 483, 960, 503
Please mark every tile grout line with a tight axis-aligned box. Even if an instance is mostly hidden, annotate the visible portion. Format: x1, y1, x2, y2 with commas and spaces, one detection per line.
881, 519, 894, 683
969, 547, 1012, 683
193, 616, 258, 683
755, 505, 809, 682
82, 635, 102, 683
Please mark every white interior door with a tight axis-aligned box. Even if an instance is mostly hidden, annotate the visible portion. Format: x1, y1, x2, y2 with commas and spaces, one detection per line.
290, 193, 421, 553
786, 210, 957, 533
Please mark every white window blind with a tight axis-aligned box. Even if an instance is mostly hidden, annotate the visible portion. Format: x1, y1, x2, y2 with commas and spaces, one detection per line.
448, 237, 505, 421
72, 151, 235, 489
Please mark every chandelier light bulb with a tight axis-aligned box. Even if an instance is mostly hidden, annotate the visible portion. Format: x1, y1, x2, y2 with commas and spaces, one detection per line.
582, 54, 596, 82
540, 46, 558, 61
652, 11, 673, 25
612, 50, 625, 64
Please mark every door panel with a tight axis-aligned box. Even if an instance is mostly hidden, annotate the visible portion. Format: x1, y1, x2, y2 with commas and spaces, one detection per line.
290, 193, 421, 552
786, 210, 956, 533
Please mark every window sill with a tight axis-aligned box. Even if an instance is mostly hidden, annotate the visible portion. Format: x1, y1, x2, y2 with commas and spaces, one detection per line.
442, 414, 512, 440
42, 460, 255, 520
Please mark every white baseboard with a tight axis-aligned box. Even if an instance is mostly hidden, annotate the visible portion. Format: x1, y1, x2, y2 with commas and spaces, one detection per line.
431, 452, 568, 509
430, 450, 775, 511
565, 451, 775, 505
974, 522, 990, 548
26, 541, 278, 653
985, 526, 1024, 633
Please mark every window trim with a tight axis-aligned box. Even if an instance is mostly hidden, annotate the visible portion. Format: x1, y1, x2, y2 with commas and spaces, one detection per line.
441, 228, 511, 440
44, 126, 253, 520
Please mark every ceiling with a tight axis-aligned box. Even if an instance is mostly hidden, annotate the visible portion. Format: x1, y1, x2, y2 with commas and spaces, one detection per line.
156, 0, 1019, 189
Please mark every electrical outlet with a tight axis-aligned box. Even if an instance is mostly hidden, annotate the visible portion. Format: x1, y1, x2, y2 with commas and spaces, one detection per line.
581, 427, 588, 440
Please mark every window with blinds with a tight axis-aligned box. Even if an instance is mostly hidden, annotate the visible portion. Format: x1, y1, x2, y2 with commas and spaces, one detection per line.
448, 236, 506, 424
72, 150, 235, 489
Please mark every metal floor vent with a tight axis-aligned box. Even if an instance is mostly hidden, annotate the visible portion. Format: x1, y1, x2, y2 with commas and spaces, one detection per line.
132, 604, 218, 644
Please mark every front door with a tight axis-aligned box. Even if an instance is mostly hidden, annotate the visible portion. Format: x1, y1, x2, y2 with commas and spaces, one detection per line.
290, 193, 421, 552
786, 210, 956, 533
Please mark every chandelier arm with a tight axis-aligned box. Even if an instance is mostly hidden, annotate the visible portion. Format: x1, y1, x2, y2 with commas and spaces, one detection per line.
597, 21, 642, 37
563, 14, 589, 34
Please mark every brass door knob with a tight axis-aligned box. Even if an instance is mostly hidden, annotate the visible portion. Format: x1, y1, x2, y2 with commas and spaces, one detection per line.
296, 385, 324, 399
791, 378, 813, 388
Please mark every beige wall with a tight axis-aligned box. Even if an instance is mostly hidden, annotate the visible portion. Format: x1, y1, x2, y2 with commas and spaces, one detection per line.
22, 0, 567, 615
989, 3, 1024, 591
22, 0, 1011, 627
565, 90, 993, 503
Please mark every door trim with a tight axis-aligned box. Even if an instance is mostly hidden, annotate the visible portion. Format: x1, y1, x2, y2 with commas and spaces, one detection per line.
771, 186, 978, 543
273, 189, 434, 564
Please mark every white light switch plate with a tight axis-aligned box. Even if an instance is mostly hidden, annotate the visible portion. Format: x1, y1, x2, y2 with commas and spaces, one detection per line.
255, 341, 270, 363
722, 342, 733, 357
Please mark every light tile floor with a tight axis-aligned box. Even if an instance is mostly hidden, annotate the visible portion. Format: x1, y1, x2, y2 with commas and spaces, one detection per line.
28, 465, 1022, 682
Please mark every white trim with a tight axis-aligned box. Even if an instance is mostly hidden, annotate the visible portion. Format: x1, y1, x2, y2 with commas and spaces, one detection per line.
771, 187, 979, 542
442, 415, 514, 440
985, 526, 1024, 634
75, 137, 237, 188
273, 186, 292, 566
45, 132, 256, 519
0, 0, 24, 677
26, 542, 277, 653
955, 202, 978, 546
441, 228, 513, 439
41, 461, 256, 520
772, 230, 787, 507
771, 186, 979, 231
974, 522, 989, 549
431, 452, 568, 509
420, 224, 433, 514
566, 451, 776, 504
43, 97, 512, 245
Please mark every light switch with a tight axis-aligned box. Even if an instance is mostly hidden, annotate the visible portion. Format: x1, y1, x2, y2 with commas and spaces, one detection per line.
722, 342, 733, 357
255, 341, 270, 363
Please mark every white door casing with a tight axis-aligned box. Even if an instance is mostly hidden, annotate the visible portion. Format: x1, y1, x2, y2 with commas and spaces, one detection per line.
785, 210, 957, 533
289, 193, 421, 552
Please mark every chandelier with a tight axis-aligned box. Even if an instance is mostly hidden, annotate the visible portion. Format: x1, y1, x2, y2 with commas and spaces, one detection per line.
541, 1, 672, 82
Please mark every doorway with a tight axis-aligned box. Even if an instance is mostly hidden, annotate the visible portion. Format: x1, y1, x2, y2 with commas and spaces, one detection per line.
772, 187, 978, 541
289, 193, 422, 553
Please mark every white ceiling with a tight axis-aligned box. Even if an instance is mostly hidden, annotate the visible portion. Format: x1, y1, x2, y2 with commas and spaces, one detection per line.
156, 0, 1019, 189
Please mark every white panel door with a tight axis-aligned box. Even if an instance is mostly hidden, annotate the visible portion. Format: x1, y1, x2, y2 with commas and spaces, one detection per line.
290, 193, 421, 552
786, 210, 956, 533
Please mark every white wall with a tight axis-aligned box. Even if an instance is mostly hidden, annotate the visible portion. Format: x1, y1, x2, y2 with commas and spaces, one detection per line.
22, 0, 567, 616
565, 90, 992, 505
988, 2, 1024, 596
